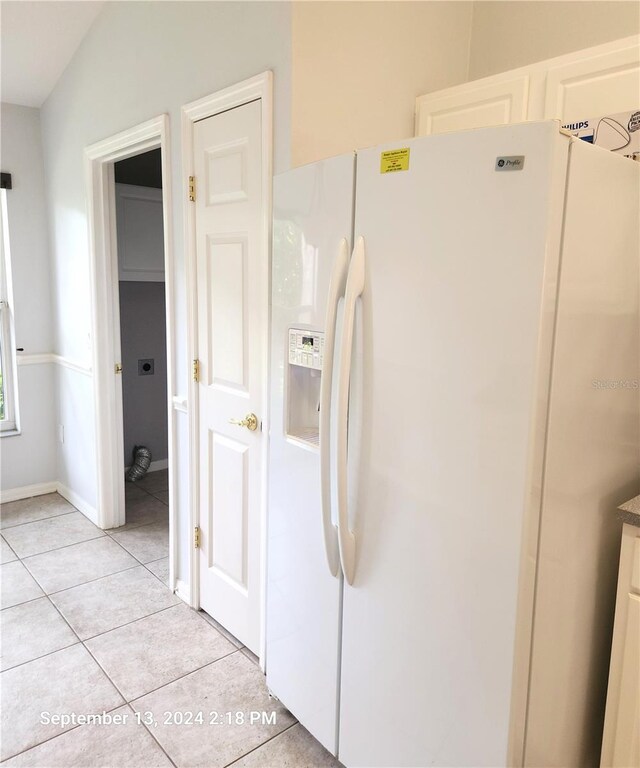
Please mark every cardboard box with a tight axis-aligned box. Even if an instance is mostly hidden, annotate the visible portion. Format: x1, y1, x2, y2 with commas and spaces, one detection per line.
562, 110, 640, 158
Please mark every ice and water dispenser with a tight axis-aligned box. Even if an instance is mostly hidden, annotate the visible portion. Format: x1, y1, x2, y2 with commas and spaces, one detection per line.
286, 328, 324, 448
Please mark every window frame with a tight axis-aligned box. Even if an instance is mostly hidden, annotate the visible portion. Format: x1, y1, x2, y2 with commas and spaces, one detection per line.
0, 189, 19, 435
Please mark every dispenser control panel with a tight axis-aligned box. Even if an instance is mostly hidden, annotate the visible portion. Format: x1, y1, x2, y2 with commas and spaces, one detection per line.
289, 328, 324, 371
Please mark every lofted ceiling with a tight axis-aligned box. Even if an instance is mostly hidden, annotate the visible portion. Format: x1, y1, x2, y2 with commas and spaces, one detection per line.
1, 0, 105, 107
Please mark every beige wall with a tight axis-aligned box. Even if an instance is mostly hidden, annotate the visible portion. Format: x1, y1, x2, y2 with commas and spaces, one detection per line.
292, 1, 473, 166
469, 1, 640, 80
292, 1, 639, 167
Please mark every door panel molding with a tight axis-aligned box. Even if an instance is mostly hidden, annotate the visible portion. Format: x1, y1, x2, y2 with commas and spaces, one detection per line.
416, 76, 530, 136
181, 72, 273, 667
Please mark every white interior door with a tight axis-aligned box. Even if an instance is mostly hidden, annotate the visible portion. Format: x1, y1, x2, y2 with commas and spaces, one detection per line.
195, 99, 264, 653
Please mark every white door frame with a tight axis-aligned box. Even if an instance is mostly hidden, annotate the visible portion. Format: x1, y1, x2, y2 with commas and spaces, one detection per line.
85, 115, 177, 589
181, 72, 273, 663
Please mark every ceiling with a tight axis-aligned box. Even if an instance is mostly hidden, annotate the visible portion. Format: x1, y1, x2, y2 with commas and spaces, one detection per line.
1, 1, 105, 107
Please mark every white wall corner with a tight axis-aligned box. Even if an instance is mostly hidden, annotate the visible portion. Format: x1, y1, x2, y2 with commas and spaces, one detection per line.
466, 1, 476, 83
55, 482, 99, 526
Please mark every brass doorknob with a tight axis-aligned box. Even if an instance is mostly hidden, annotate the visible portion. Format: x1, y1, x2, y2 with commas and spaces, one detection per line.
229, 413, 259, 431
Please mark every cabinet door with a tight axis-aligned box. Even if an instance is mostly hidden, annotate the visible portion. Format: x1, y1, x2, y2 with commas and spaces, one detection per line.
544, 38, 640, 121
611, 594, 640, 767
415, 36, 640, 138
116, 183, 165, 282
602, 529, 640, 767
415, 76, 529, 136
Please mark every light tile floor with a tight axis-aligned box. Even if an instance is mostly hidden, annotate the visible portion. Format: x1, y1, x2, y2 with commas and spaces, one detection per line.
0, 476, 340, 767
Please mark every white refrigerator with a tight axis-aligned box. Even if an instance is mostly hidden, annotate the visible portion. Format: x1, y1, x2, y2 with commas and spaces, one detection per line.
266, 122, 640, 767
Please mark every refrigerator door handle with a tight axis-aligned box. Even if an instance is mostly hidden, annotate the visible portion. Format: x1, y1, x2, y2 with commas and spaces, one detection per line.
336, 236, 365, 586
319, 238, 350, 578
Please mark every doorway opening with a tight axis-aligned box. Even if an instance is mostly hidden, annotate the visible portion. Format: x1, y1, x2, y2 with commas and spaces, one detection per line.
112, 149, 169, 576
85, 115, 176, 590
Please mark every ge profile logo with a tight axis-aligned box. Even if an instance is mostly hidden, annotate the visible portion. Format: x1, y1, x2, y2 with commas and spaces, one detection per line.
495, 155, 525, 171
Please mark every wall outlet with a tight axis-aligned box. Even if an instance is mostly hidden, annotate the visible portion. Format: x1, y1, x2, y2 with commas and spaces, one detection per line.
58, 424, 64, 444
138, 358, 154, 376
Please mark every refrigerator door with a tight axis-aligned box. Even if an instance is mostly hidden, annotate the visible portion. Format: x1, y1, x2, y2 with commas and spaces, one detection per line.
525, 141, 640, 768
338, 123, 569, 767
266, 153, 355, 754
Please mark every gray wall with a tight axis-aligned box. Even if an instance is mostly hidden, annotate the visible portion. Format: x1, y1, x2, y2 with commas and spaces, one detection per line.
119, 282, 168, 466
469, 1, 640, 80
0, 103, 56, 490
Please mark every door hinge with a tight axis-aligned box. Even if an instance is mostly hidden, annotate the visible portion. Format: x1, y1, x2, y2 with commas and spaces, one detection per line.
192, 358, 200, 382
115, 363, 122, 374
194, 526, 201, 549
188, 175, 196, 202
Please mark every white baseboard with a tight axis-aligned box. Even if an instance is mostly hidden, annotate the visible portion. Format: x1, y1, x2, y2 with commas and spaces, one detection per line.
55, 482, 99, 525
0, 481, 57, 504
124, 458, 168, 474
1, 481, 97, 527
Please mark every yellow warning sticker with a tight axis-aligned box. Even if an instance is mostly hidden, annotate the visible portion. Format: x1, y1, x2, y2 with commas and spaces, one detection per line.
380, 148, 410, 174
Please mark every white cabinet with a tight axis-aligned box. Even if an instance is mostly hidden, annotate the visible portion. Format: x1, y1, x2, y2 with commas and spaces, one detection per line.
416, 35, 639, 136
415, 76, 529, 136
115, 183, 165, 282
601, 522, 640, 768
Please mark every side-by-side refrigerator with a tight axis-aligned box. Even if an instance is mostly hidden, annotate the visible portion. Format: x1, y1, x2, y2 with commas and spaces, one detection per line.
266, 122, 640, 768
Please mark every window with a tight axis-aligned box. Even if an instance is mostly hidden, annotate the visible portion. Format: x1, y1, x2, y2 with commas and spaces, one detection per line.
0, 188, 19, 434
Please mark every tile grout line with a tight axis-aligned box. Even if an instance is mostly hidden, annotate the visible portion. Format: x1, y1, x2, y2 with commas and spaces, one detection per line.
145, 555, 169, 565
124, 648, 297, 768
104, 535, 169, 566
127, 647, 243, 706
21, 560, 141, 599
197, 610, 244, 648
2, 534, 177, 761
7, 514, 168, 610
1, 486, 285, 768
140, 558, 171, 588
0, 699, 129, 763
223, 722, 299, 768
104, 495, 171, 586
4, 532, 106, 561
2, 489, 183, 767
104, 516, 168, 534
2, 643, 280, 768
78, 601, 181, 643
0, 586, 129, 761
103, 517, 173, 587
127, 703, 179, 768
88, 476, 192, 766
0, 509, 76, 532
0, 638, 79, 674
1, 593, 47, 612
0, 533, 19, 561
